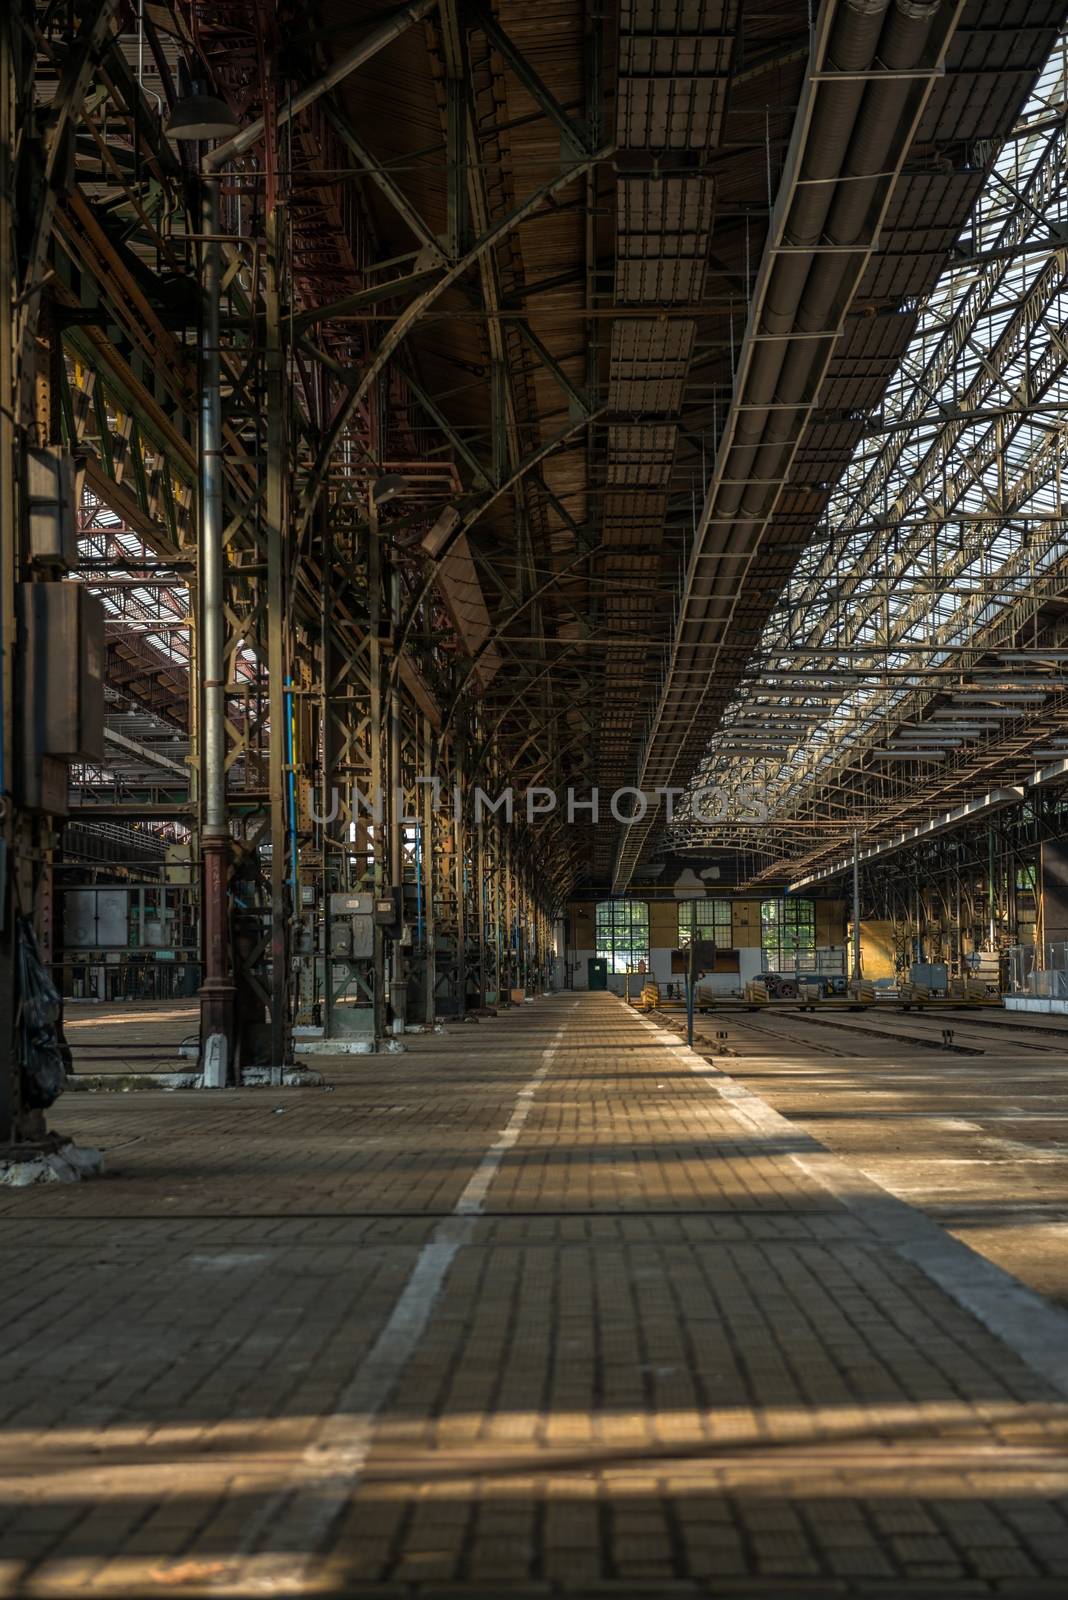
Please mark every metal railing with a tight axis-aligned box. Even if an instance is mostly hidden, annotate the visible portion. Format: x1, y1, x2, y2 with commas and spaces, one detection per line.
56, 958, 200, 1003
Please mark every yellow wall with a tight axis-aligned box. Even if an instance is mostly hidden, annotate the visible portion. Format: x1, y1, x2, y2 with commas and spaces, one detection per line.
732, 900, 760, 948
849, 918, 897, 979
649, 900, 677, 949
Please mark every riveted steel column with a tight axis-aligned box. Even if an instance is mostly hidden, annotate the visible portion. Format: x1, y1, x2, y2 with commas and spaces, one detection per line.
266, 205, 290, 1079
369, 487, 385, 1041
0, 0, 17, 1139
197, 176, 235, 1082
422, 717, 436, 1024
388, 563, 406, 1033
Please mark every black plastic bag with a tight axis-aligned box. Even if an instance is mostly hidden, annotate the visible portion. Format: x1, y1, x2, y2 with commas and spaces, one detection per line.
17, 915, 66, 1110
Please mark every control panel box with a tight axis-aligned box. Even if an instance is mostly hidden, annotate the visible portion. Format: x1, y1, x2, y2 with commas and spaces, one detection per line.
327, 891, 374, 960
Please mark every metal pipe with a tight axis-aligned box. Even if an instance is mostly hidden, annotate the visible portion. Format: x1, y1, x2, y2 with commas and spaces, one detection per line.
197, 176, 234, 1083
200, 179, 225, 838
389, 563, 406, 1034
421, 719, 436, 1025
852, 828, 862, 981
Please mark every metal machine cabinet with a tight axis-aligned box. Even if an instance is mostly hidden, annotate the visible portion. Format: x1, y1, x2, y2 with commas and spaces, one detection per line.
26, 447, 78, 570
329, 892, 374, 958
320, 892, 377, 1040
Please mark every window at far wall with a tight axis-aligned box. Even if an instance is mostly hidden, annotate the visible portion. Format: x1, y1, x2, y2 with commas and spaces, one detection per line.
677, 899, 732, 946
761, 898, 816, 970
595, 900, 649, 973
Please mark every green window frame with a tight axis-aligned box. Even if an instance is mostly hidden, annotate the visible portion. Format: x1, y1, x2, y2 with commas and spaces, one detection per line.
677, 899, 732, 947
760, 897, 816, 970
595, 900, 649, 974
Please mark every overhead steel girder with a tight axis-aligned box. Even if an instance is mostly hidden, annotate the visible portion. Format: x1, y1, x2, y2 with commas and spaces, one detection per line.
469, 3, 592, 159
294, 147, 610, 537
788, 100, 1068, 627
439, 547, 615, 736
16, 0, 120, 368
748, 342, 1068, 810
321, 101, 442, 258
786, 771, 1064, 893
402, 371, 491, 489
391, 406, 602, 669
611, 0, 967, 895
203, 0, 439, 172
682, 43, 1068, 863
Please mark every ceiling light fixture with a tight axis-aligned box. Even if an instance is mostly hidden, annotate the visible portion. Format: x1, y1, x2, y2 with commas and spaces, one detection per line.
164, 88, 240, 142
372, 472, 407, 507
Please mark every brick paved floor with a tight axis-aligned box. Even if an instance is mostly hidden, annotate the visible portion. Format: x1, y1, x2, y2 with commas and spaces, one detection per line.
684, 1006, 1068, 1308
2, 993, 1068, 1597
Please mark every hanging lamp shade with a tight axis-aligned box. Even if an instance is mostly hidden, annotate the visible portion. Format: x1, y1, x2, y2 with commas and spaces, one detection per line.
164, 92, 240, 142
373, 473, 407, 506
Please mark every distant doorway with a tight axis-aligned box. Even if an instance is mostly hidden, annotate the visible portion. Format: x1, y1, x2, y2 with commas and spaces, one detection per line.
587, 957, 608, 991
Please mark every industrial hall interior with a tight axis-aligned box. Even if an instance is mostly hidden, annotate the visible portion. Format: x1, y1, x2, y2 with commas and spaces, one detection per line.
7, 0, 1068, 1594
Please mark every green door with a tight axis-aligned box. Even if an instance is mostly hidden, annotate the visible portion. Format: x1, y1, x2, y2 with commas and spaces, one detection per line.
587, 957, 608, 991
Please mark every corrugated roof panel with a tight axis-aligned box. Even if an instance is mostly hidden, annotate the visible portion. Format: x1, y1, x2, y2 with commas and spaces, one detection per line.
605, 425, 679, 486
615, 258, 707, 302
607, 318, 696, 411
617, 73, 730, 149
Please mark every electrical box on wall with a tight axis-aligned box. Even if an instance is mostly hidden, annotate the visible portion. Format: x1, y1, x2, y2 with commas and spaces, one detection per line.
374, 890, 401, 932
15, 582, 105, 813
327, 891, 374, 960
25, 447, 79, 571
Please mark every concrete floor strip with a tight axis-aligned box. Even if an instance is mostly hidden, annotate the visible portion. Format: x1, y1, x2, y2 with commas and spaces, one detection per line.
233, 1014, 571, 1584
629, 1001, 1068, 1399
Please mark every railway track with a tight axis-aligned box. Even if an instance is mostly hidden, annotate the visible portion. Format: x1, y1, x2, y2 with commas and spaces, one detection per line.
691, 1007, 1068, 1058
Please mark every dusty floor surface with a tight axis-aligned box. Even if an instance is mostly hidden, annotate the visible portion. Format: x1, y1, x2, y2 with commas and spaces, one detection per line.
2, 993, 1067, 1597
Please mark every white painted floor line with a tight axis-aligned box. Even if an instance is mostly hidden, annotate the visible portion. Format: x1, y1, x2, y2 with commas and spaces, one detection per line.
234, 1007, 571, 1586
625, 1000, 1068, 1400
455, 1037, 560, 1215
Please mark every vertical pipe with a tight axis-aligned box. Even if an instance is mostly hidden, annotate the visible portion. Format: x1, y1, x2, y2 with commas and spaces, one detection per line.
687, 899, 696, 1048
320, 501, 334, 1039
851, 828, 862, 984
422, 720, 435, 1025
266, 205, 289, 1080
368, 488, 384, 1041
453, 738, 467, 1014
388, 563, 405, 1034
200, 181, 225, 837
0, 0, 16, 1139
284, 683, 298, 907
197, 176, 235, 1083
987, 826, 997, 950
477, 818, 487, 1008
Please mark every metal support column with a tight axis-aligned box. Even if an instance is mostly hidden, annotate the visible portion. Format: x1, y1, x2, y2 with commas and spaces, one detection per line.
266, 205, 290, 1079
851, 829, 862, 983
454, 737, 467, 1014
368, 488, 385, 1040
388, 563, 406, 1033
421, 718, 436, 1024
197, 175, 235, 1085
0, 0, 17, 1139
